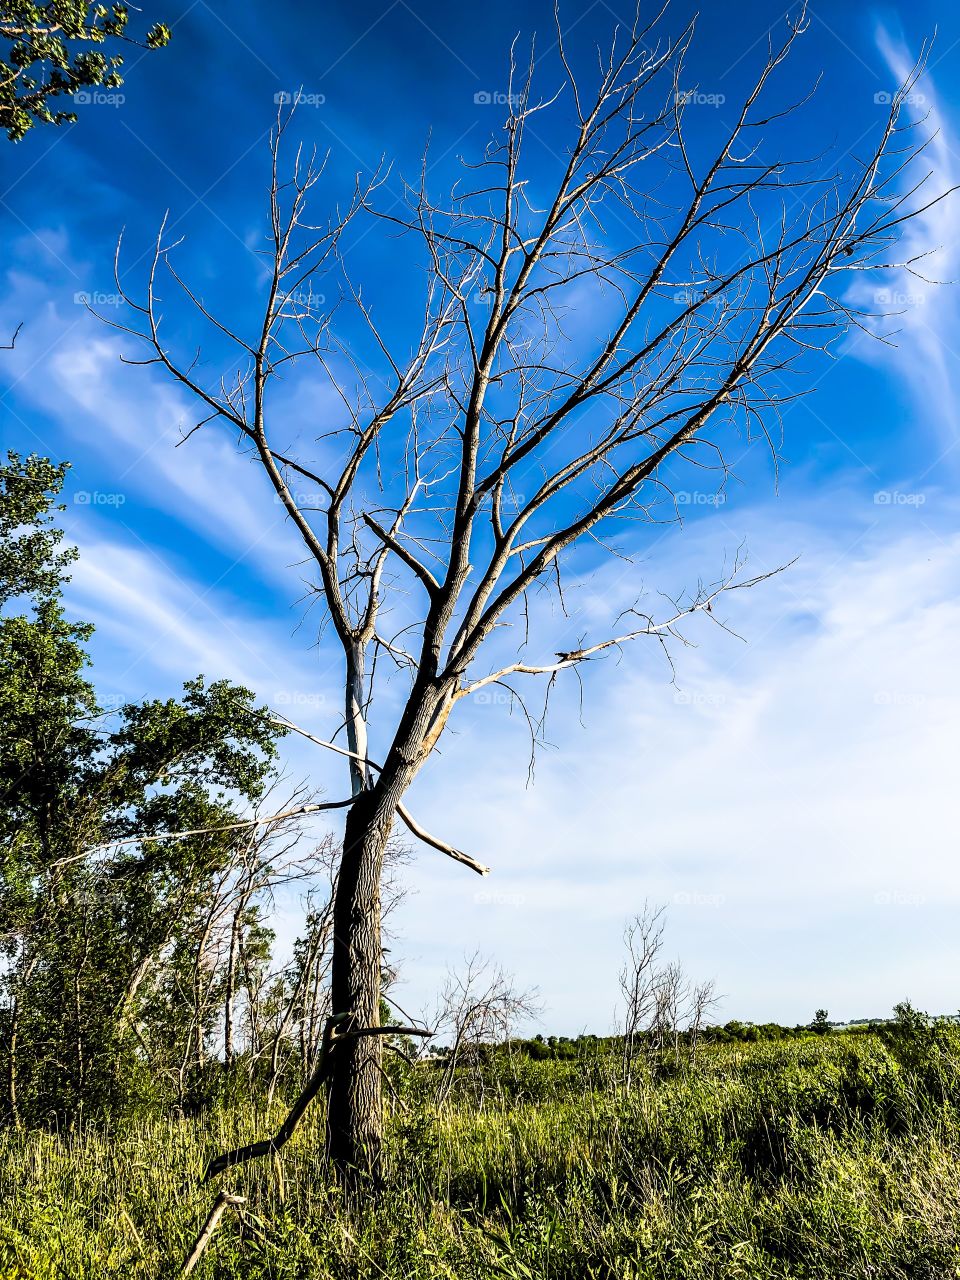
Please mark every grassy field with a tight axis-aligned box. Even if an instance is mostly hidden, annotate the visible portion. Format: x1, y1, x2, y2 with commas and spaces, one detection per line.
1, 1021, 960, 1279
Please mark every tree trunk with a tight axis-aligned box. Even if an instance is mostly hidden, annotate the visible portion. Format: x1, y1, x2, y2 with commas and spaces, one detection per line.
325, 669, 447, 1186
224, 908, 240, 1078
326, 788, 391, 1187
5, 996, 19, 1125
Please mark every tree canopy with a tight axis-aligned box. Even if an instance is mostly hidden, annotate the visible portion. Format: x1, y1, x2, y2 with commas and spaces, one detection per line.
0, 452, 325, 1122
1, 1, 169, 141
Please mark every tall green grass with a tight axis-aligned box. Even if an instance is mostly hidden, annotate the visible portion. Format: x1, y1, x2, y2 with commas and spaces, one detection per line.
1, 1031, 959, 1278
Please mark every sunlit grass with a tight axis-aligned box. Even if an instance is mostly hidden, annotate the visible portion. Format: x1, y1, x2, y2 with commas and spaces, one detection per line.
1, 1032, 960, 1277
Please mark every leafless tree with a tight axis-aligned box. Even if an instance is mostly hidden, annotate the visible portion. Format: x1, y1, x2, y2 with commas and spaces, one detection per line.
619, 907, 719, 1080
431, 952, 541, 1109
102, 6, 947, 1182
106, 781, 332, 1106
650, 959, 688, 1057
261, 884, 335, 1109
619, 902, 666, 1090
686, 977, 718, 1064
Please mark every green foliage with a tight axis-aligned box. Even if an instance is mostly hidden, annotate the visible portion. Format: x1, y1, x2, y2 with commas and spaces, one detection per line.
883, 1000, 960, 1104
1, 1031, 960, 1277
0, 1, 170, 140
812, 1007, 831, 1034
0, 454, 76, 606
0, 456, 288, 1124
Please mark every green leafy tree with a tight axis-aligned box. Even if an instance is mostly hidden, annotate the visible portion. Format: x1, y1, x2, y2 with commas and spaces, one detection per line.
0, 454, 76, 604
0, 452, 289, 1123
1, 1, 170, 141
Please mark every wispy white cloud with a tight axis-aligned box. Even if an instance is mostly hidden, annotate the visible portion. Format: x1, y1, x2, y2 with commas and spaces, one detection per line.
59, 484, 960, 1033
0, 246, 338, 585
48, 331, 293, 567
66, 520, 345, 725
845, 27, 960, 440
391, 498, 960, 1031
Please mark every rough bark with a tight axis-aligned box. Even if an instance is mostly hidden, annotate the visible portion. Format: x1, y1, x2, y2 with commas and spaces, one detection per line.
325, 788, 391, 1185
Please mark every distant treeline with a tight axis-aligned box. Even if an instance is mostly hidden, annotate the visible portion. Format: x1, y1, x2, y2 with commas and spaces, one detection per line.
490, 1019, 899, 1061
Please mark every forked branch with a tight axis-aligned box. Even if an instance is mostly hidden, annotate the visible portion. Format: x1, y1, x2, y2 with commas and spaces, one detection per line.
203, 1012, 433, 1181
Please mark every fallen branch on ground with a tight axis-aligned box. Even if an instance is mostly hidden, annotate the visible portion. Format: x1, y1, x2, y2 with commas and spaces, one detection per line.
180, 1190, 247, 1276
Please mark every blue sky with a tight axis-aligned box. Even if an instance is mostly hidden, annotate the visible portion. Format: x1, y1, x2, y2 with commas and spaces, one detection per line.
3, 0, 960, 1033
